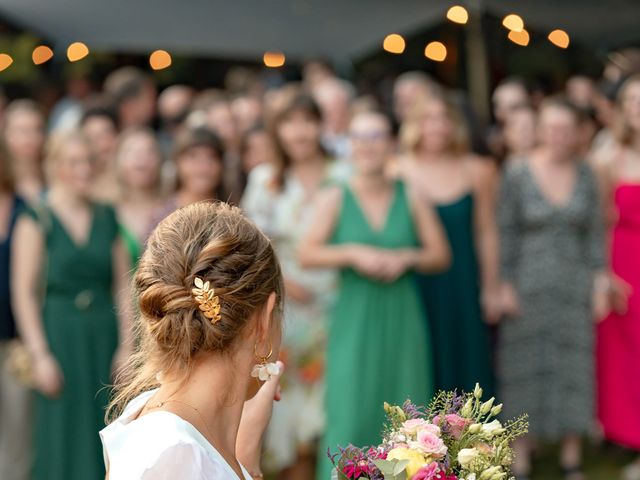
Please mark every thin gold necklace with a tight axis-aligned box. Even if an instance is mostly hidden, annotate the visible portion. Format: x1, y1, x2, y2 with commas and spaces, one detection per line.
146, 398, 241, 476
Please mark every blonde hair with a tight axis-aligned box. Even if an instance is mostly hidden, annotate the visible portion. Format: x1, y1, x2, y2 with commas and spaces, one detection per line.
614, 73, 640, 145
43, 130, 93, 184
400, 94, 470, 156
107, 201, 284, 421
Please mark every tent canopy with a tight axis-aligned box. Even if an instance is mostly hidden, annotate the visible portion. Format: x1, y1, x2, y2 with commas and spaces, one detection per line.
0, 0, 638, 61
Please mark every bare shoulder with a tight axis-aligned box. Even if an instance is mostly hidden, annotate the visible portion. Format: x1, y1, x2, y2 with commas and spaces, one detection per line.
316, 184, 344, 211
466, 154, 498, 188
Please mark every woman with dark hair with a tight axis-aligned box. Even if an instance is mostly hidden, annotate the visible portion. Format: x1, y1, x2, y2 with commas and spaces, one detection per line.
498, 97, 606, 480
238, 124, 278, 196
242, 94, 348, 480
0, 141, 30, 480
148, 127, 226, 233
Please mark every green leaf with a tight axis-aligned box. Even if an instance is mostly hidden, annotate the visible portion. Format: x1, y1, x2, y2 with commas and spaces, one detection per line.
393, 459, 410, 476
373, 459, 408, 480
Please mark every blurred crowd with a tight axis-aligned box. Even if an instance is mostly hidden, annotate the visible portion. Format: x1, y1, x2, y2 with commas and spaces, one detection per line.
1, 47, 640, 480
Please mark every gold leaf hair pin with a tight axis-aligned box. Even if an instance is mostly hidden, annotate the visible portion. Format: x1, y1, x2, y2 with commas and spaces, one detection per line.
192, 277, 222, 324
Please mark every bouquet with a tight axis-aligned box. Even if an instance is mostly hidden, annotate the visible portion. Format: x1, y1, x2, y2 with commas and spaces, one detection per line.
329, 384, 528, 480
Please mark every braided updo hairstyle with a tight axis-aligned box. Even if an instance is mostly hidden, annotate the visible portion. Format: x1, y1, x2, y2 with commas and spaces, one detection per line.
108, 201, 283, 420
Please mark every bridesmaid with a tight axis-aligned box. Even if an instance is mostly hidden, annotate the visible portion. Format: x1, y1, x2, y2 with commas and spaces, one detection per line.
242, 95, 346, 480
11, 131, 133, 480
593, 74, 640, 480
3, 100, 46, 204
0, 141, 30, 480
113, 127, 164, 266
300, 110, 450, 480
498, 97, 606, 480
148, 127, 225, 231
398, 94, 500, 394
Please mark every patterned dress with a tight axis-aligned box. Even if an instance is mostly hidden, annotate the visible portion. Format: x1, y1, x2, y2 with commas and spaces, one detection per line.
241, 162, 347, 472
497, 161, 605, 438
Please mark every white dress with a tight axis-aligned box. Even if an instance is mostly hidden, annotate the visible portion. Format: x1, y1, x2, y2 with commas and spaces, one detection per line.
100, 390, 252, 480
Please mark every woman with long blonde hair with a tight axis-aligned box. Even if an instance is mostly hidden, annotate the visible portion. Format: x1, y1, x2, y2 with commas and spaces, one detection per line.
398, 93, 500, 395
11, 131, 133, 480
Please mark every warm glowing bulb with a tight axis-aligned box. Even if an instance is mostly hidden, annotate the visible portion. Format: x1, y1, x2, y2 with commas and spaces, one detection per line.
447, 5, 469, 24
383, 34, 406, 54
508, 29, 530, 46
32, 45, 54, 65
424, 42, 447, 62
67, 42, 89, 62
263, 51, 285, 68
502, 14, 524, 32
0, 54, 13, 72
548, 29, 570, 49
149, 50, 172, 70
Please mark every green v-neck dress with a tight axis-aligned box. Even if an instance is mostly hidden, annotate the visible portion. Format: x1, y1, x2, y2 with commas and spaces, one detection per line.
318, 181, 433, 479
22, 202, 119, 480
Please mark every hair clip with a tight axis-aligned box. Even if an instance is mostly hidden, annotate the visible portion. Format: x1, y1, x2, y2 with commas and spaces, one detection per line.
192, 277, 222, 324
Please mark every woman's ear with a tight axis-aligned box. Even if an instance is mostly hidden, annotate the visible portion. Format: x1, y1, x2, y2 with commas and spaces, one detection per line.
258, 292, 277, 342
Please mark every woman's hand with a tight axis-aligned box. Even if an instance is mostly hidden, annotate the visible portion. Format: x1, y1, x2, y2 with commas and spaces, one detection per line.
609, 274, 632, 315
350, 246, 389, 280
481, 285, 503, 325
500, 282, 520, 319
236, 361, 285, 474
33, 352, 64, 398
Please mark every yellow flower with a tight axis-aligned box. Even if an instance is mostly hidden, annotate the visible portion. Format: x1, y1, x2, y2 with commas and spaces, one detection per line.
387, 447, 428, 478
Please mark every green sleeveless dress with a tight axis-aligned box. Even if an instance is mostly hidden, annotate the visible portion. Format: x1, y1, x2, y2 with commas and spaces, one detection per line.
415, 193, 493, 395
318, 181, 433, 479
22, 202, 119, 480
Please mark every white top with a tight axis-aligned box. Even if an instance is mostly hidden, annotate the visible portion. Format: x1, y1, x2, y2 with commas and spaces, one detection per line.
100, 390, 252, 480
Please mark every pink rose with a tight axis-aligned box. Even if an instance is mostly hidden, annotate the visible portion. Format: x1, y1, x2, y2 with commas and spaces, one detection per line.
412, 462, 440, 480
444, 414, 471, 439
409, 429, 448, 458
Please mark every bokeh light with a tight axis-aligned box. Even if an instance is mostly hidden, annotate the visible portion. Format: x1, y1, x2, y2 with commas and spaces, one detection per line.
0, 54, 13, 72
508, 29, 530, 46
502, 14, 524, 32
424, 41, 447, 62
383, 34, 406, 54
446, 5, 469, 24
32, 45, 54, 65
548, 29, 570, 49
149, 50, 172, 70
67, 42, 89, 62
263, 51, 285, 68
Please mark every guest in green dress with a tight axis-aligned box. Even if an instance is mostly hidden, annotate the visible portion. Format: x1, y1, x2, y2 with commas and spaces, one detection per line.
300, 110, 450, 480
398, 94, 501, 395
11, 131, 133, 480
113, 127, 165, 267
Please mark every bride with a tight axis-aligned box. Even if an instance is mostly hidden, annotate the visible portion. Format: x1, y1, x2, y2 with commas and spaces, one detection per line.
101, 201, 285, 479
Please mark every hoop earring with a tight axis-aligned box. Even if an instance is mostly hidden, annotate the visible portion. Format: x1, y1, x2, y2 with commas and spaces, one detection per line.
251, 341, 280, 382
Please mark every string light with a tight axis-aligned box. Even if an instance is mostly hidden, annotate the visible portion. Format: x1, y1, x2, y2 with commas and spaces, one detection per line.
67, 42, 89, 62
383, 34, 405, 54
263, 51, 285, 68
32, 46, 54, 65
0, 54, 13, 72
446, 5, 469, 24
149, 50, 172, 70
424, 42, 447, 62
502, 14, 524, 32
508, 29, 530, 46
548, 29, 570, 49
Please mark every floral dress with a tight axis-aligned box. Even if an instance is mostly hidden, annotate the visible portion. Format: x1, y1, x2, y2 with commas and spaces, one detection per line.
242, 162, 348, 471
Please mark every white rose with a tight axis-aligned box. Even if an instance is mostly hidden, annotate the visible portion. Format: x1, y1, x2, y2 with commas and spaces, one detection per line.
457, 447, 480, 467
